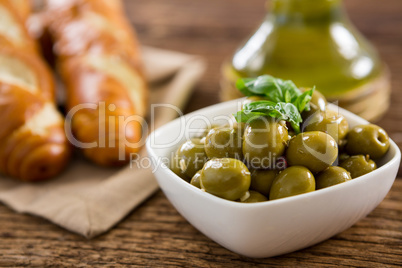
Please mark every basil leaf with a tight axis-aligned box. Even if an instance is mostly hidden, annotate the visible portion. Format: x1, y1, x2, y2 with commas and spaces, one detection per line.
243, 100, 278, 111
278, 80, 300, 103
237, 75, 283, 101
257, 76, 283, 102
294, 87, 315, 112
233, 111, 268, 123
235, 75, 315, 133
236, 75, 304, 104
234, 101, 303, 133
236, 78, 258, 97
284, 90, 292, 103
276, 102, 302, 134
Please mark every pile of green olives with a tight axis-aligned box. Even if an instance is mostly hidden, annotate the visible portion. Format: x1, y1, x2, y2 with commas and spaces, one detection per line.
170, 91, 391, 203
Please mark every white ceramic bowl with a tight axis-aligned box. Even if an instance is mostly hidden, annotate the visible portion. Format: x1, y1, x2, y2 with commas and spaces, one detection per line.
146, 99, 401, 258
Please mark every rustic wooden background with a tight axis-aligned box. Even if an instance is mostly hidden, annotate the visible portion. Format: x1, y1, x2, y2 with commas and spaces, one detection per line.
1, 0, 401, 266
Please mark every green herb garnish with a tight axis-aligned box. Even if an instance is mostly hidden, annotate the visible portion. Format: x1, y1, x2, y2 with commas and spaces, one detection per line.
234, 75, 315, 133
234, 101, 303, 133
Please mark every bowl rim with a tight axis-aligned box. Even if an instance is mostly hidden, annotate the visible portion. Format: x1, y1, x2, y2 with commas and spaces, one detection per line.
146, 98, 401, 208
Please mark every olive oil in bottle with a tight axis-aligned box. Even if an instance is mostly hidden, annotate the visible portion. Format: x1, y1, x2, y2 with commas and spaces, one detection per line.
221, 0, 390, 121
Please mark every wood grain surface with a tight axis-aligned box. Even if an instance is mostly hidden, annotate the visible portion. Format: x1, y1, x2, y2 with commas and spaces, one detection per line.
1, 0, 401, 266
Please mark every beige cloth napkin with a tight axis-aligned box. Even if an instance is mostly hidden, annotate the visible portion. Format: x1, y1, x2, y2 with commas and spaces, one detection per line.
0, 47, 206, 238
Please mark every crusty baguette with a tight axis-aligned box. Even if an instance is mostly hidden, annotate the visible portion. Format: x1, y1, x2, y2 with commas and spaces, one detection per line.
42, 0, 148, 166
0, 0, 70, 181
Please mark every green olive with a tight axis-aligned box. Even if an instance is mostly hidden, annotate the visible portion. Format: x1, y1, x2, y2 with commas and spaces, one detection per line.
316, 166, 352, 189
310, 89, 327, 111
243, 118, 289, 169
302, 89, 327, 119
345, 124, 390, 159
340, 155, 377, 178
190, 170, 202, 188
286, 131, 338, 173
173, 139, 208, 178
242, 96, 270, 109
240, 191, 268, 203
170, 152, 189, 181
304, 110, 349, 143
194, 124, 224, 139
200, 158, 251, 201
250, 169, 279, 196
204, 125, 243, 159
269, 166, 315, 200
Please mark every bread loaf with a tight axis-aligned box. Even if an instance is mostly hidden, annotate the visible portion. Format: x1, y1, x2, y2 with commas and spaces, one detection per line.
0, 0, 70, 181
43, 0, 148, 166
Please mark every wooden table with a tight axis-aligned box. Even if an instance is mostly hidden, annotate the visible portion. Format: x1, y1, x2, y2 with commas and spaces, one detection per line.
1, 0, 401, 266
